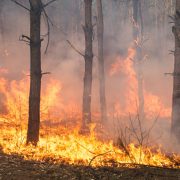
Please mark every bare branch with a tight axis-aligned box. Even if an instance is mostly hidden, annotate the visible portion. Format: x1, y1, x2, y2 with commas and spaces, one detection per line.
43, 0, 57, 8
144, 113, 159, 145
66, 40, 85, 57
39, 2, 51, 54
164, 72, 180, 77
11, 0, 30, 11
89, 151, 112, 166
21, 35, 31, 41
19, 35, 31, 45
169, 50, 175, 55
41, 72, 51, 76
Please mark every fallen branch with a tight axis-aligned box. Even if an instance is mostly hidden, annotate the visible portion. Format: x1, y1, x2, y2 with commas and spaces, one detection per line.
89, 151, 112, 166
104, 161, 180, 170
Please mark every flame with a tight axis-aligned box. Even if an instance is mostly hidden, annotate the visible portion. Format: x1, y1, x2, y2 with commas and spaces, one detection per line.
0, 71, 82, 125
109, 47, 171, 118
0, 76, 64, 124
0, 64, 177, 168
0, 123, 179, 168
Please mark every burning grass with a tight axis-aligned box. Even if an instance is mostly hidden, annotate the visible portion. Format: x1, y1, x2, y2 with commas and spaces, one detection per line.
0, 122, 180, 169
0, 45, 178, 171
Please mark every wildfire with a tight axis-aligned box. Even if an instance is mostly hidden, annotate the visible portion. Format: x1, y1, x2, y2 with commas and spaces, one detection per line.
109, 47, 171, 118
0, 63, 177, 169
0, 72, 81, 124
0, 124, 180, 168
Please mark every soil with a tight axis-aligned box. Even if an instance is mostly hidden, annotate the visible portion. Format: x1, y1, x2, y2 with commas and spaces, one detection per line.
0, 151, 180, 180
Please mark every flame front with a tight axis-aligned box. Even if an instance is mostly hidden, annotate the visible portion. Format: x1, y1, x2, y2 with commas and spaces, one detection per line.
1, 123, 179, 168
109, 47, 171, 118
0, 49, 178, 169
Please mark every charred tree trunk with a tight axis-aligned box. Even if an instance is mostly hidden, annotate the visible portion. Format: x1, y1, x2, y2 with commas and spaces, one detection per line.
172, 0, 180, 141
96, 0, 107, 124
27, 0, 42, 145
132, 0, 144, 119
81, 0, 93, 130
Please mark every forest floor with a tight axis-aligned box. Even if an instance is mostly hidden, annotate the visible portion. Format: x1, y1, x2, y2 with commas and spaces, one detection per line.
0, 151, 180, 180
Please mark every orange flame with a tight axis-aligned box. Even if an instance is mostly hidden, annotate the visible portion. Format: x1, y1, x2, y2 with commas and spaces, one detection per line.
0, 61, 176, 169
109, 47, 171, 118
0, 123, 179, 168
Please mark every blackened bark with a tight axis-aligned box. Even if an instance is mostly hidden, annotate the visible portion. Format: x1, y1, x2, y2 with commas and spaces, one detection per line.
172, 0, 180, 141
132, 0, 144, 119
82, 0, 93, 129
96, 0, 107, 123
27, 0, 42, 145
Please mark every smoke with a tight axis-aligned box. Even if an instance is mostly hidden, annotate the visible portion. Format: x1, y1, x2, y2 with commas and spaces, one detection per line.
0, 0, 177, 150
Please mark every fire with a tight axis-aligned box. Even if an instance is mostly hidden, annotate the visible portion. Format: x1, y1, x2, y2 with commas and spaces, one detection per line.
109, 47, 171, 118
0, 123, 179, 168
0, 76, 62, 123
0, 71, 81, 124
0, 64, 177, 169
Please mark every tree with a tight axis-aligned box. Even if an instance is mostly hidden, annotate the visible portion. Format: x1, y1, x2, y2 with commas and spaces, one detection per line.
172, 0, 180, 141
81, 0, 93, 131
10, 0, 57, 145
96, 0, 107, 123
132, 0, 144, 119
27, 0, 42, 145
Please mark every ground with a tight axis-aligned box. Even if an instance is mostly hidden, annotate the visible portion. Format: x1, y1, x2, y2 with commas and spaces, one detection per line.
0, 151, 180, 180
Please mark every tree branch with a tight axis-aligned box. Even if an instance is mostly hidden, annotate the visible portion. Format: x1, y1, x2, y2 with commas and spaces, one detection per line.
19, 35, 31, 45
43, 0, 57, 8
66, 40, 85, 57
38, 1, 52, 54
89, 151, 112, 166
11, 0, 30, 11
41, 72, 51, 76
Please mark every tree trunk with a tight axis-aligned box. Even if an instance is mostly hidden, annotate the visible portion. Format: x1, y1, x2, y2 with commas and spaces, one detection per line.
132, 0, 144, 119
96, 0, 107, 124
27, 0, 42, 145
172, 0, 180, 141
81, 0, 93, 130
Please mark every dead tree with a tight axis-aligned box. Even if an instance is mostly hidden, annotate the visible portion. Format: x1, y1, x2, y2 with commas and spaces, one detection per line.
81, 0, 93, 130
132, 0, 144, 119
10, 0, 42, 145
26, 0, 42, 145
172, 0, 180, 142
27, 0, 56, 145
96, 0, 107, 124
11, 0, 56, 145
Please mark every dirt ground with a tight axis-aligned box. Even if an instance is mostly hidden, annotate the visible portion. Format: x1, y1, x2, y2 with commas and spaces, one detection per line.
0, 151, 180, 180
